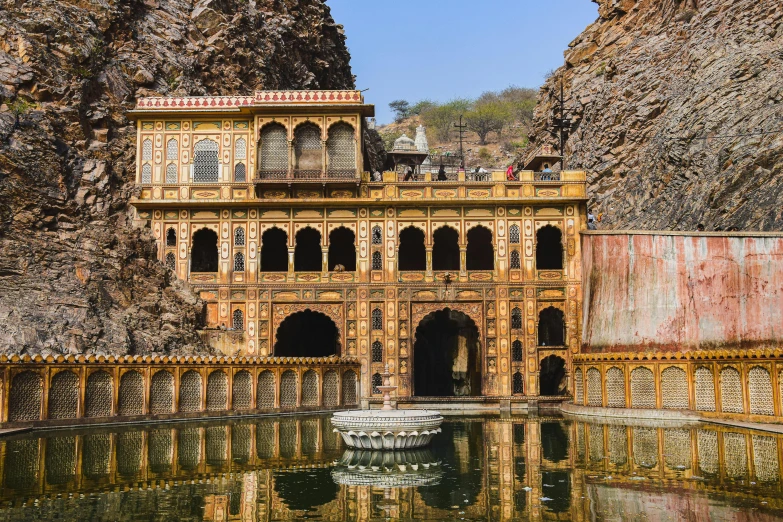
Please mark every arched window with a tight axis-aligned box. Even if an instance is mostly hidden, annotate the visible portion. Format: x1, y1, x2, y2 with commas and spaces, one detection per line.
259, 123, 288, 178
510, 250, 521, 269
234, 227, 245, 246
509, 224, 520, 244
165, 252, 176, 270
166, 163, 177, 184
293, 122, 322, 178
512, 340, 523, 362
141, 163, 152, 183
372, 251, 382, 271
328, 227, 356, 271
372, 373, 382, 395
234, 137, 246, 160
372, 340, 383, 363
326, 122, 356, 178
193, 139, 220, 182
372, 225, 382, 245
432, 226, 460, 271
234, 252, 245, 272
191, 228, 219, 272
372, 308, 383, 331
513, 372, 524, 395
538, 306, 565, 346
166, 138, 178, 160
166, 228, 177, 246
398, 226, 426, 270
511, 307, 522, 330
261, 227, 288, 272
466, 226, 494, 270
232, 309, 244, 330
234, 163, 246, 182
536, 225, 563, 270
142, 139, 152, 160
294, 227, 321, 272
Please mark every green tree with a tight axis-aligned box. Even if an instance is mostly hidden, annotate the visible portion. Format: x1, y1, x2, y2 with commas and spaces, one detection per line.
389, 100, 411, 123
465, 98, 512, 145
409, 99, 436, 115
421, 98, 472, 141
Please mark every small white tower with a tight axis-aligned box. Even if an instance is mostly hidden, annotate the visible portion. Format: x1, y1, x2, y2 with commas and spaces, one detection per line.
414, 124, 431, 170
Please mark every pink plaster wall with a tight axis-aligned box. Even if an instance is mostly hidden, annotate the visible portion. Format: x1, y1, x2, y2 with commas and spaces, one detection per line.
582, 232, 783, 353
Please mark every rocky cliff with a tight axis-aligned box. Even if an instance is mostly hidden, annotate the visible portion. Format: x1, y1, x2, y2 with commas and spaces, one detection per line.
0, 0, 354, 356
531, 0, 783, 230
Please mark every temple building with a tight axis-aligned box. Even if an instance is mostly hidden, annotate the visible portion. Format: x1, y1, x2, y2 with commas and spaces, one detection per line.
129, 90, 588, 408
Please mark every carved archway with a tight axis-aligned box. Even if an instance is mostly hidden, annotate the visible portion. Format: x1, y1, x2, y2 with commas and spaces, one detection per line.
411, 306, 483, 397
272, 304, 343, 356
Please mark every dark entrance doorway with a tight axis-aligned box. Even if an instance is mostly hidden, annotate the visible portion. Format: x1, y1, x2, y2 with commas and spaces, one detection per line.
413, 309, 481, 396
274, 310, 338, 357
191, 228, 218, 272
539, 355, 567, 396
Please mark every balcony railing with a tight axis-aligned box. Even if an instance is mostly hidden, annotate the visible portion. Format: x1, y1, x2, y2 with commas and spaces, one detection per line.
534, 172, 560, 181
256, 169, 360, 182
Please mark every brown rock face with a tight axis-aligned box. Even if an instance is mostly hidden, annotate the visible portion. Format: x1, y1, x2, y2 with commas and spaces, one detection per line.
531, 0, 783, 230
0, 0, 354, 356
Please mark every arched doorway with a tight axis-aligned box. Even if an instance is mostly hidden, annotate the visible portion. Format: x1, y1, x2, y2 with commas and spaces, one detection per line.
466, 226, 493, 270
398, 226, 425, 270
191, 228, 218, 272
540, 355, 567, 396
432, 226, 460, 271
538, 306, 565, 346
294, 227, 321, 272
274, 310, 339, 357
413, 309, 481, 397
328, 227, 356, 271
261, 227, 288, 272
536, 225, 563, 270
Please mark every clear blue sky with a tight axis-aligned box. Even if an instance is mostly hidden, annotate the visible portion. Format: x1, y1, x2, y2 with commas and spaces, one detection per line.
325, 0, 598, 124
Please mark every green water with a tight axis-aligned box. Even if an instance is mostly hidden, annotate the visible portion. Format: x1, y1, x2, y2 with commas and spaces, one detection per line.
0, 414, 781, 520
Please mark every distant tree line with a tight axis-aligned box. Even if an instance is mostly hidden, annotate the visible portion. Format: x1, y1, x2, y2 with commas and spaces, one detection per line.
386, 86, 537, 146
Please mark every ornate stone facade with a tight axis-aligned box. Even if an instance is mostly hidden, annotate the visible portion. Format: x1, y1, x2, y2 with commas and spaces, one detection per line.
130, 90, 588, 403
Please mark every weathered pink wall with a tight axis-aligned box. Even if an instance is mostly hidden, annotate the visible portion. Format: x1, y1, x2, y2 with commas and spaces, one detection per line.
582, 232, 783, 352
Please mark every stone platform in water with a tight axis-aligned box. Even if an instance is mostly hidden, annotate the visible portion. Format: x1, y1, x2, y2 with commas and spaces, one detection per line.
331, 409, 443, 450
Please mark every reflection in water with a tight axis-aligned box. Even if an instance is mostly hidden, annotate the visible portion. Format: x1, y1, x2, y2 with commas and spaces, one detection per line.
332, 448, 443, 487
0, 415, 781, 521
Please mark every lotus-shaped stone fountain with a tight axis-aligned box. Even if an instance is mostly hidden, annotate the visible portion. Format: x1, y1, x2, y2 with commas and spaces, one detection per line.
331, 365, 442, 450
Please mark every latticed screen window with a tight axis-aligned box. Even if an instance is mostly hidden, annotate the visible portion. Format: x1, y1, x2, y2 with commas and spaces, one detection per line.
372, 373, 382, 394
509, 224, 520, 244
510, 250, 521, 269
294, 122, 322, 175
372, 251, 382, 271
511, 307, 522, 329
235, 137, 247, 159
234, 163, 246, 182
513, 372, 524, 394
142, 139, 152, 160
165, 252, 176, 270
326, 122, 356, 176
234, 227, 245, 246
259, 123, 288, 177
166, 139, 178, 160
166, 163, 177, 184
372, 226, 382, 245
512, 340, 523, 362
371, 308, 383, 331
193, 139, 219, 182
232, 309, 243, 330
166, 228, 177, 246
234, 252, 245, 271
372, 341, 383, 363
141, 163, 152, 183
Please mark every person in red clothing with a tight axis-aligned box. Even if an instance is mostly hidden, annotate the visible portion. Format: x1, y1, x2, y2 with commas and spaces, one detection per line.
506, 164, 516, 181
